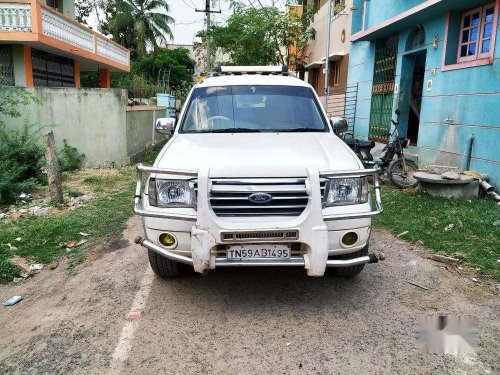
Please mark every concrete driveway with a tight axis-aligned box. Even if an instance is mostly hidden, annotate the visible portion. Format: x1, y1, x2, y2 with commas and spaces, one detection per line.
0, 216, 498, 374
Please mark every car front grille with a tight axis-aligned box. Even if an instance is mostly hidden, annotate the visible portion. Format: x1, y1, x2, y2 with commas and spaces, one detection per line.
209, 178, 327, 217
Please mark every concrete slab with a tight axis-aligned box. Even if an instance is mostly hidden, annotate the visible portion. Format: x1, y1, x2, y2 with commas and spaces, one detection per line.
414, 172, 474, 185
414, 171, 479, 198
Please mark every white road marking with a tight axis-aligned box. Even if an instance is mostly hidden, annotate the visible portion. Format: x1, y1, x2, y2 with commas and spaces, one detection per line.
109, 266, 154, 374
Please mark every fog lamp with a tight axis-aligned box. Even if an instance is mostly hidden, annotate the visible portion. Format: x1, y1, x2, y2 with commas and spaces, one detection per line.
341, 232, 358, 246
159, 233, 176, 247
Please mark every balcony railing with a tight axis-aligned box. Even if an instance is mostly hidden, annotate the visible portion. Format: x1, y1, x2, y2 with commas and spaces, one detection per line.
0, 2, 32, 31
0, 0, 129, 69
41, 7, 94, 52
96, 36, 130, 67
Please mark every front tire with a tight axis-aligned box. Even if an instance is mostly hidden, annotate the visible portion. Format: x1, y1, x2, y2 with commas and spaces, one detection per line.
329, 246, 368, 277
148, 250, 191, 278
387, 158, 419, 189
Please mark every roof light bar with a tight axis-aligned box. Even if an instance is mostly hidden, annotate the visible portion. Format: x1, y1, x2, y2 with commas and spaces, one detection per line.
214, 66, 289, 74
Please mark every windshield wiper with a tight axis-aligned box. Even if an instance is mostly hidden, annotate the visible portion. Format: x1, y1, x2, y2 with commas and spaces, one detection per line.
279, 127, 325, 132
209, 128, 262, 133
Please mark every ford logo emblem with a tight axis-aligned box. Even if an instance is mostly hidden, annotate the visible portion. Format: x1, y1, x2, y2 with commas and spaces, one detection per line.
248, 192, 273, 204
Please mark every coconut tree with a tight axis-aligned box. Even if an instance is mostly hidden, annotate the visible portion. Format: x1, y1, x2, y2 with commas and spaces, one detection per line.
109, 0, 174, 57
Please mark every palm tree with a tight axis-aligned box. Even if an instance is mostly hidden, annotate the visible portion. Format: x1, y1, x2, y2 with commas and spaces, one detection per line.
110, 0, 174, 57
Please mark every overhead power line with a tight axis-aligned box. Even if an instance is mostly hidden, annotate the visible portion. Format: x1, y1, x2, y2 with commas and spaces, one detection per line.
176, 19, 205, 25
181, 0, 196, 9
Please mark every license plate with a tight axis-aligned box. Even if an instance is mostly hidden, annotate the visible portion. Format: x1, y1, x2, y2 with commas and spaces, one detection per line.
226, 244, 291, 259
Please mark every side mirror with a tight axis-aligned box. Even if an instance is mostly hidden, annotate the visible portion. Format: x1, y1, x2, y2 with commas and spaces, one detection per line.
331, 117, 348, 135
155, 118, 175, 135
395, 109, 401, 116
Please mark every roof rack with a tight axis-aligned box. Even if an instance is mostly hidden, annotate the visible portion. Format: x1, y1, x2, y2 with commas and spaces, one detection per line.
212, 65, 289, 76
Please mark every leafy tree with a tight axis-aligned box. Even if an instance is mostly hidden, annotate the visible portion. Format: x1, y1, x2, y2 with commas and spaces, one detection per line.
201, 3, 315, 69
80, 48, 195, 101
104, 0, 174, 58
133, 48, 195, 93
75, 0, 93, 25
282, 3, 316, 71
76, 0, 110, 30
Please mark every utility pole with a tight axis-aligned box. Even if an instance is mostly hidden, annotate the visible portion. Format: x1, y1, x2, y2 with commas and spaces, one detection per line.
196, 0, 221, 72
323, 0, 333, 109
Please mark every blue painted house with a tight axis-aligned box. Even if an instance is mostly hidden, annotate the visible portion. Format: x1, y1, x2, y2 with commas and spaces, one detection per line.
347, 0, 500, 187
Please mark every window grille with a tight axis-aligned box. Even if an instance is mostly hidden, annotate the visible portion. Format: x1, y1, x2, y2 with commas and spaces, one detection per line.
0, 45, 15, 86
32, 48, 75, 87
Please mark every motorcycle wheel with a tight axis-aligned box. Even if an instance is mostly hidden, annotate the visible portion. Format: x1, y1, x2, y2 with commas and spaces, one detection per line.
387, 159, 419, 189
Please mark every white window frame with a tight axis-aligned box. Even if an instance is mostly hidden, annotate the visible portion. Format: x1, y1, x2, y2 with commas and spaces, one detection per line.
478, 3, 495, 59
457, 2, 495, 63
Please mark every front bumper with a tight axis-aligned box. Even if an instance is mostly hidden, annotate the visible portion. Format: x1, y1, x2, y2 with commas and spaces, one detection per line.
134, 236, 381, 267
133, 164, 383, 276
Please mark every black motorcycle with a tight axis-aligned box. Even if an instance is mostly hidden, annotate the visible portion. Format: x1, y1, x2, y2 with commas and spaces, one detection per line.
333, 110, 419, 189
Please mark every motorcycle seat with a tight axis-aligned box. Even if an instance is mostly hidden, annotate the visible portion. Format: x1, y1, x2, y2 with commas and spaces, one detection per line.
357, 140, 375, 148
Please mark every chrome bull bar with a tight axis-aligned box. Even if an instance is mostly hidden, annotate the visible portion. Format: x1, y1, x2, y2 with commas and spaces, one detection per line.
133, 164, 384, 273
134, 164, 198, 221
320, 168, 383, 220
134, 236, 381, 268
133, 163, 383, 221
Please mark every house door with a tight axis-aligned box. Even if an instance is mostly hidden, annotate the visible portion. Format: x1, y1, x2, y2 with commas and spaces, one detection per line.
407, 52, 426, 144
368, 41, 398, 141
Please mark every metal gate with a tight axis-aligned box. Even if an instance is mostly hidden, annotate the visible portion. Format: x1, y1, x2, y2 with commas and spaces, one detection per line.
368, 43, 398, 141
326, 83, 358, 134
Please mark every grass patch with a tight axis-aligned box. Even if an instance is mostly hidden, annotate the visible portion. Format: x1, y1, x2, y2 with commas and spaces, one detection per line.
0, 140, 167, 283
0, 169, 135, 283
82, 174, 120, 192
373, 187, 500, 280
65, 189, 84, 198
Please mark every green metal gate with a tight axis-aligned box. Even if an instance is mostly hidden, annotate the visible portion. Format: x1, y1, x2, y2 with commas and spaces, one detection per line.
368, 43, 398, 141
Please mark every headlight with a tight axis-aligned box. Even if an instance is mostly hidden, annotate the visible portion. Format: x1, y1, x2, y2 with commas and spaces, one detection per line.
148, 178, 196, 207
324, 177, 368, 206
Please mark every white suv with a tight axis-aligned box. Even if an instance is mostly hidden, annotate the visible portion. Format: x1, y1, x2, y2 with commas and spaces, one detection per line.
134, 66, 383, 278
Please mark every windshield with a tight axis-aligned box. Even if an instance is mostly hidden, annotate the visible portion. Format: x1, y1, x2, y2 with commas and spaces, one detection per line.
180, 85, 329, 133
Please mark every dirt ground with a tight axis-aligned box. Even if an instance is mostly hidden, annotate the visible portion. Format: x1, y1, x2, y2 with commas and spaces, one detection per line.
0, 216, 499, 375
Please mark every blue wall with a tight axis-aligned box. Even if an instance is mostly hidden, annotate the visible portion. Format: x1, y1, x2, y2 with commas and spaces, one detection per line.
348, 1, 500, 187
363, 0, 425, 30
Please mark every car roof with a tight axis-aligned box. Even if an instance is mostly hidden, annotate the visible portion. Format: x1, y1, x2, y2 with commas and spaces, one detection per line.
197, 74, 311, 88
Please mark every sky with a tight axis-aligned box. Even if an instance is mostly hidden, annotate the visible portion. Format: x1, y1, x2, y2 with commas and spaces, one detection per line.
171, 0, 231, 45
88, 0, 284, 46
167, 0, 285, 45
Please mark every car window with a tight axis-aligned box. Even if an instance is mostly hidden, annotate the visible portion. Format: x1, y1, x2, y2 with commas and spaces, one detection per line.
181, 85, 329, 133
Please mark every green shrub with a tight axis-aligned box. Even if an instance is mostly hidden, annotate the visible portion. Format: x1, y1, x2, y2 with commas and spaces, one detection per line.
0, 122, 46, 205
129, 74, 158, 99
0, 86, 39, 118
58, 139, 85, 172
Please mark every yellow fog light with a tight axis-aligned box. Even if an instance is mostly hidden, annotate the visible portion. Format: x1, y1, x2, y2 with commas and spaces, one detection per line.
159, 233, 176, 247
341, 232, 358, 247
